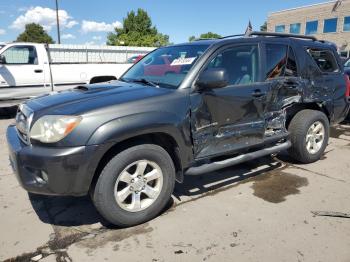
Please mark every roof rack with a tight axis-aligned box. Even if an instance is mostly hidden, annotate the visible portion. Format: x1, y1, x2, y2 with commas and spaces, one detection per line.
194, 34, 245, 41
195, 38, 220, 41
248, 31, 318, 41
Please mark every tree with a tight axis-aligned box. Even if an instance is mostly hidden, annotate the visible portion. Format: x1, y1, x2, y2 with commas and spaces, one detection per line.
107, 8, 169, 47
188, 32, 222, 42
188, 35, 196, 42
260, 22, 267, 32
16, 23, 54, 44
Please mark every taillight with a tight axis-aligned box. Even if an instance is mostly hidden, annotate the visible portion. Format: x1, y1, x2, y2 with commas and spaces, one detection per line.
344, 74, 350, 99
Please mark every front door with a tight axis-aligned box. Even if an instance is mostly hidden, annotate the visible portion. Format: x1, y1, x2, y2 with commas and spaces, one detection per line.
0, 45, 45, 87
0, 45, 46, 100
191, 44, 270, 159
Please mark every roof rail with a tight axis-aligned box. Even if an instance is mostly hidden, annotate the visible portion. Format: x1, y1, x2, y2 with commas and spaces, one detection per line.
195, 38, 220, 41
248, 31, 318, 41
219, 34, 245, 39
193, 34, 245, 41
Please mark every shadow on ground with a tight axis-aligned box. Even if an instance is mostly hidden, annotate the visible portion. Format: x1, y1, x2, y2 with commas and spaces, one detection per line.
29, 156, 287, 228
29, 194, 105, 227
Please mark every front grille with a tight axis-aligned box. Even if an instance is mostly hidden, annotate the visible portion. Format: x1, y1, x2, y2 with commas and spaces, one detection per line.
15, 104, 33, 145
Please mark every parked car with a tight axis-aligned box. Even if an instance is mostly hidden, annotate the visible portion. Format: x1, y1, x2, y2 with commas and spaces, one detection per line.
7, 32, 350, 227
127, 55, 144, 64
0, 43, 152, 106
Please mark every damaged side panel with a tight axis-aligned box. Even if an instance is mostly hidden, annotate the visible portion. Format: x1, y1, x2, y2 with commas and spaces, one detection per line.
264, 77, 304, 136
189, 41, 339, 161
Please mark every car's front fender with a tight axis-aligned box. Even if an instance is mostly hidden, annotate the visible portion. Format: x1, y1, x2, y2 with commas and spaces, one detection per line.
87, 111, 194, 169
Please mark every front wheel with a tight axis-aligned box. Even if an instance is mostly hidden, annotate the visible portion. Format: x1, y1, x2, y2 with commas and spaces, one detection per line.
92, 144, 175, 227
288, 109, 329, 164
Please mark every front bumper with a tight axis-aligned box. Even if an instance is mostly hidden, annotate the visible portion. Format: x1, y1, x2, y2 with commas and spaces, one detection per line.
6, 125, 102, 196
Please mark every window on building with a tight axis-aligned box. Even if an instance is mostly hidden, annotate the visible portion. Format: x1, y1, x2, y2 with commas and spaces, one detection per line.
275, 25, 285, 33
290, 23, 301, 34
323, 18, 338, 33
307, 48, 339, 73
344, 16, 350, 31
305, 21, 318, 35
265, 44, 298, 79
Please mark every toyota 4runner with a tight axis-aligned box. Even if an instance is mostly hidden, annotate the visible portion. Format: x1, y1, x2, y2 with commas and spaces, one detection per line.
6, 32, 350, 227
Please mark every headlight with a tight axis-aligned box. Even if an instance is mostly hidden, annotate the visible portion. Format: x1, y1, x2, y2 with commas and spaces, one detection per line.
30, 115, 82, 143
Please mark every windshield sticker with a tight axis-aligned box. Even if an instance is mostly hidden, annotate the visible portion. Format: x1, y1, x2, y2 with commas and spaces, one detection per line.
170, 57, 196, 66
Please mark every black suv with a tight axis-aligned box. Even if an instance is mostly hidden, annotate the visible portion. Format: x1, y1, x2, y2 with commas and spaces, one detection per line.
6, 32, 350, 227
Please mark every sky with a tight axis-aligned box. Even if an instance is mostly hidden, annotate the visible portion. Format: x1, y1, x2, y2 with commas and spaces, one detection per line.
0, 0, 332, 45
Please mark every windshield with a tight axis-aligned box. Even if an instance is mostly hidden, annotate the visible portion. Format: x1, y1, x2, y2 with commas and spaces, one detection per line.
121, 44, 210, 89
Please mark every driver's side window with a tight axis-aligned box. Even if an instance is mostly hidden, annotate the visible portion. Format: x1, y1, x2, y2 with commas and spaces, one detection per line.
205, 44, 259, 86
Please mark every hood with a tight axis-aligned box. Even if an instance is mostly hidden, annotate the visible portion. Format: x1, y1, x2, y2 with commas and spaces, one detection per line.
26, 81, 173, 115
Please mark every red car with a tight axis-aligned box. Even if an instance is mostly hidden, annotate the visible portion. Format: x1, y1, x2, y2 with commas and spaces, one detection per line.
127, 55, 144, 64
144, 55, 181, 76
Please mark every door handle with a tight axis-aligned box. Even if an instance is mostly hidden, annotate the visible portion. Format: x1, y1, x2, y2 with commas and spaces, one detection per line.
34, 69, 43, 73
252, 89, 265, 98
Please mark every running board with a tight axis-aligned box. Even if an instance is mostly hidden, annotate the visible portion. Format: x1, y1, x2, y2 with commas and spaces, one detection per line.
185, 141, 291, 176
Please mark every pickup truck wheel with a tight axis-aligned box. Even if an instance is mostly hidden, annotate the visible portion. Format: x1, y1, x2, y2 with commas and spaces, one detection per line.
92, 144, 175, 227
288, 110, 329, 164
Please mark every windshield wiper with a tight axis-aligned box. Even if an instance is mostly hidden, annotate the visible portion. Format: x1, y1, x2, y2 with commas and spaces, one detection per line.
129, 78, 159, 88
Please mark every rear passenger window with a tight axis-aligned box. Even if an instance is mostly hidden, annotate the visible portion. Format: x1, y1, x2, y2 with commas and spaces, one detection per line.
307, 48, 339, 73
286, 47, 298, 77
265, 44, 298, 79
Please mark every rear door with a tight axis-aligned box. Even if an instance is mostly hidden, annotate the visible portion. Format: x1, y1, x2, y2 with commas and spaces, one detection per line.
0, 45, 45, 87
190, 43, 271, 159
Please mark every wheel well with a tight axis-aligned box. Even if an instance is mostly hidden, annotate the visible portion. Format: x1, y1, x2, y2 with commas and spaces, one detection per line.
89, 76, 117, 84
90, 133, 182, 192
285, 102, 330, 129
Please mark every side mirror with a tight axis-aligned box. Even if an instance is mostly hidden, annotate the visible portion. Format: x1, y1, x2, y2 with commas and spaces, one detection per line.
0, 55, 5, 64
196, 68, 229, 90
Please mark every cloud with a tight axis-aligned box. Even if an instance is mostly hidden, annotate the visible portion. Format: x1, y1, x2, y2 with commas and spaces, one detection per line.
81, 20, 122, 33
66, 20, 79, 28
0, 10, 6, 14
0, 29, 6, 35
17, 7, 29, 12
61, 33, 75, 39
10, 6, 78, 31
92, 36, 102, 40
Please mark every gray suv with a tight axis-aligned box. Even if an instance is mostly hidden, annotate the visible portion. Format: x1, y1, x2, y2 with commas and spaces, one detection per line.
7, 32, 350, 227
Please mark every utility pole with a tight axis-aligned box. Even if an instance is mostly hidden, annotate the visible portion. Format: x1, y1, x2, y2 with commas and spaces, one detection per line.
55, 0, 61, 44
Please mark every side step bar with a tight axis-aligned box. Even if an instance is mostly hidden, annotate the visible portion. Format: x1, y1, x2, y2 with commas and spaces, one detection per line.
185, 141, 291, 176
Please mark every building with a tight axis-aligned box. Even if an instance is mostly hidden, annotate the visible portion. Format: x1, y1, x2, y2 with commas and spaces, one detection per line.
267, 0, 350, 57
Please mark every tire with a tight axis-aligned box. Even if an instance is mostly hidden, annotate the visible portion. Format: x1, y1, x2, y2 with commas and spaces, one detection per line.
288, 109, 329, 164
92, 144, 175, 227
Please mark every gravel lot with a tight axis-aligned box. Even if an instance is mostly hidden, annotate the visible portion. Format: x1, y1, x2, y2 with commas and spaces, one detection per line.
0, 117, 349, 262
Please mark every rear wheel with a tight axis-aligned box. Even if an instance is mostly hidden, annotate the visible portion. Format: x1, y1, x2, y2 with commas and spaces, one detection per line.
288, 109, 329, 163
92, 144, 175, 227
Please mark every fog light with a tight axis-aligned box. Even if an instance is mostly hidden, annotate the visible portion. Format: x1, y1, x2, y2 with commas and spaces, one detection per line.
41, 171, 49, 182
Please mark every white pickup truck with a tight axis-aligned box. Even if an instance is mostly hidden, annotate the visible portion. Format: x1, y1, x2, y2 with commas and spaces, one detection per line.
0, 43, 154, 106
